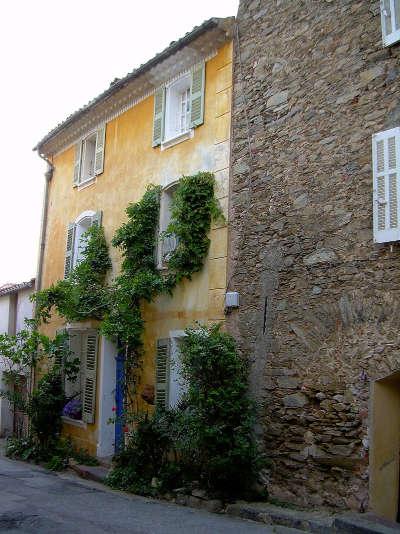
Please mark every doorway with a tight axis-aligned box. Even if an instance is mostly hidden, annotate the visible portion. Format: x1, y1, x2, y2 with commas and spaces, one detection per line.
370, 372, 400, 521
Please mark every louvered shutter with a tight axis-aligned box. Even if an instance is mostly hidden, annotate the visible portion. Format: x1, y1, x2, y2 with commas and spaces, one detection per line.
94, 125, 106, 175
73, 142, 82, 186
190, 63, 205, 128
152, 87, 165, 147
372, 128, 400, 243
91, 211, 102, 227
155, 338, 170, 409
381, 0, 400, 46
82, 330, 99, 424
64, 223, 76, 278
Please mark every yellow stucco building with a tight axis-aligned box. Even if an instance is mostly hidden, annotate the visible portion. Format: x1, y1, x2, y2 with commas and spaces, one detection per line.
34, 18, 234, 458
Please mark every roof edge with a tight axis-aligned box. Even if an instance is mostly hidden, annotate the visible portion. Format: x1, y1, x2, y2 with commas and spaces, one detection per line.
34, 16, 234, 153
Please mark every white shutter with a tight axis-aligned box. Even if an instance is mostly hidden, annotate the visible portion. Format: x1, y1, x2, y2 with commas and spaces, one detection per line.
64, 223, 76, 278
73, 142, 82, 186
152, 87, 165, 147
372, 128, 400, 243
381, 0, 400, 46
82, 330, 99, 424
155, 338, 170, 409
94, 124, 106, 175
190, 63, 205, 128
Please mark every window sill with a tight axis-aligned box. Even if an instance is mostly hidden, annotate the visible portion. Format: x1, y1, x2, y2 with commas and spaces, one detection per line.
61, 416, 87, 429
161, 130, 193, 150
73, 176, 97, 191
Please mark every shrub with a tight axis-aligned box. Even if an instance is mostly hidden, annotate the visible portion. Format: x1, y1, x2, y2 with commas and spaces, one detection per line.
177, 324, 262, 496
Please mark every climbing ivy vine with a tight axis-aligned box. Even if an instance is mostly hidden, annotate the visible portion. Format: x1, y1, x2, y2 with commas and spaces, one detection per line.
32, 171, 222, 413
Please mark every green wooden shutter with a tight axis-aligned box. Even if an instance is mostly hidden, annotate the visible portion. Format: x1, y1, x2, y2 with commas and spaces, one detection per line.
82, 330, 99, 424
64, 223, 76, 278
190, 63, 205, 128
155, 338, 170, 408
152, 87, 165, 147
91, 211, 102, 227
94, 125, 106, 175
73, 142, 82, 186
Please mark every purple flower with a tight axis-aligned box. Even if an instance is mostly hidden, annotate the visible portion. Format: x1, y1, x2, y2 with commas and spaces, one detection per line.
63, 399, 82, 420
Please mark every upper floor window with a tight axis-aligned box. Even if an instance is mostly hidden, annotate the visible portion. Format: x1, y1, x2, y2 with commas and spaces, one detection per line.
73, 125, 106, 187
152, 63, 205, 149
157, 182, 179, 269
381, 0, 400, 46
372, 128, 400, 243
64, 211, 102, 278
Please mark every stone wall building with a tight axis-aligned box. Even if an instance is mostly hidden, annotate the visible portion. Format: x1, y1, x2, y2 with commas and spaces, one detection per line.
228, 0, 400, 521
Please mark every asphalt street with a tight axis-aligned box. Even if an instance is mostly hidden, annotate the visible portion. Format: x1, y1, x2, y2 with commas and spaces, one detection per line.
0, 456, 295, 533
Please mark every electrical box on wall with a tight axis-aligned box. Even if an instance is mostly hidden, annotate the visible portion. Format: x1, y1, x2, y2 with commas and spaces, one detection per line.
225, 291, 240, 309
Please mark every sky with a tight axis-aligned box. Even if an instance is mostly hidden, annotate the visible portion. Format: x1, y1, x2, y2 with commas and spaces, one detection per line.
0, 0, 239, 286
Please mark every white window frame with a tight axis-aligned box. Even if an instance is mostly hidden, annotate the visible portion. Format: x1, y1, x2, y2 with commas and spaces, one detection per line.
73, 210, 96, 267
61, 327, 86, 426
162, 73, 194, 149
381, 0, 400, 47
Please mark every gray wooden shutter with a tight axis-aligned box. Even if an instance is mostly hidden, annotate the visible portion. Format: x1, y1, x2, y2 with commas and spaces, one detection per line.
381, 0, 400, 46
190, 63, 205, 128
73, 142, 82, 186
94, 124, 106, 175
82, 330, 99, 424
91, 211, 102, 227
155, 338, 170, 409
152, 87, 165, 147
372, 128, 400, 243
64, 223, 76, 278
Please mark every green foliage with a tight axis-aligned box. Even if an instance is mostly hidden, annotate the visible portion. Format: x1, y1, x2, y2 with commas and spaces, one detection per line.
45, 455, 68, 471
177, 324, 261, 495
166, 172, 223, 285
101, 185, 163, 351
106, 410, 179, 495
33, 224, 111, 323
107, 326, 263, 499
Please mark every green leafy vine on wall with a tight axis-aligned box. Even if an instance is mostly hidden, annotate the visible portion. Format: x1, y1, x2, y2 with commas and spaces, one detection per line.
32, 171, 222, 411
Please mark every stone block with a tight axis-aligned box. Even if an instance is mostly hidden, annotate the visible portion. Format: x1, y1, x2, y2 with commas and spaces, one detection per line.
266, 90, 288, 109
283, 393, 308, 408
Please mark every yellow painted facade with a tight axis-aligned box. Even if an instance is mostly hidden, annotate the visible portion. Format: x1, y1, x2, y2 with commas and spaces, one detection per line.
39, 42, 233, 455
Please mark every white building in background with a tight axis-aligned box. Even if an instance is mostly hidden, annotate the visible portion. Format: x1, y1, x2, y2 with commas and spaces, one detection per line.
0, 279, 35, 436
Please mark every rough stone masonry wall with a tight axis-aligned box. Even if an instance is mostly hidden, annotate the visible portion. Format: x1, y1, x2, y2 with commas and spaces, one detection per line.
227, 0, 400, 511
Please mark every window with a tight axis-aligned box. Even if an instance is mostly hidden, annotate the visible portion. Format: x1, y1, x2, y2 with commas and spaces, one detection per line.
64, 211, 101, 278
155, 332, 187, 409
152, 63, 205, 148
157, 183, 179, 268
164, 75, 191, 141
381, 0, 400, 46
372, 128, 400, 243
62, 329, 99, 424
73, 124, 106, 186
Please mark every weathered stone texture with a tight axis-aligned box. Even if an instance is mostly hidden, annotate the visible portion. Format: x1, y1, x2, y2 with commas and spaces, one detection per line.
228, 0, 400, 511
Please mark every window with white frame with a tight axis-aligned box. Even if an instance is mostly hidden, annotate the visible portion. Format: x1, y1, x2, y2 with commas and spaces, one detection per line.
64, 211, 101, 278
155, 332, 187, 410
164, 75, 191, 142
381, 0, 400, 47
157, 183, 179, 268
152, 63, 205, 148
73, 124, 106, 187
